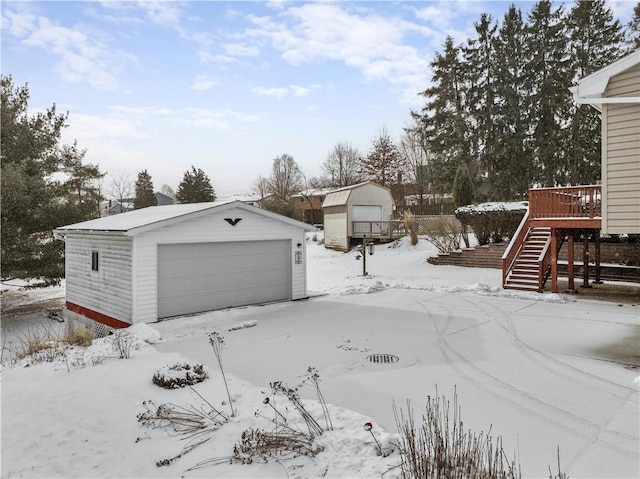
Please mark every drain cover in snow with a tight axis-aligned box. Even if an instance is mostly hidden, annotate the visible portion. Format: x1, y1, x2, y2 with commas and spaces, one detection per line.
367, 353, 399, 364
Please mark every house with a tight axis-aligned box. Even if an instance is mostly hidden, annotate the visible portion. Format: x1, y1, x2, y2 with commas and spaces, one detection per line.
571, 49, 640, 235
217, 193, 266, 208
291, 187, 333, 226
155, 192, 174, 206
54, 200, 315, 330
100, 199, 134, 217
322, 181, 396, 252
502, 49, 640, 293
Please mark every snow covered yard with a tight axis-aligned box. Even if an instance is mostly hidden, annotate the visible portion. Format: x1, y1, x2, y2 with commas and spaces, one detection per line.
1, 236, 639, 478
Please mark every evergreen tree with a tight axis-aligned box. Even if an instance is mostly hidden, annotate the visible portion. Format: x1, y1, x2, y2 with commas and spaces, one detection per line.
524, 0, 572, 187
134, 169, 157, 209
492, 4, 533, 200
452, 164, 474, 208
360, 127, 405, 187
175, 166, 216, 204
414, 36, 471, 194
1, 75, 103, 285
463, 13, 499, 198
566, 0, 625, 186
624, 3, 640, 52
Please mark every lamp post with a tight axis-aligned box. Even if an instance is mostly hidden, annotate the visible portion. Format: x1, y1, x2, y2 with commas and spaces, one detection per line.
355, 235, 375, 276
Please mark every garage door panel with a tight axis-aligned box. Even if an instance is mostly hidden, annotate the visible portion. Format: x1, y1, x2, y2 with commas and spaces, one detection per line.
158, 240, 290, 318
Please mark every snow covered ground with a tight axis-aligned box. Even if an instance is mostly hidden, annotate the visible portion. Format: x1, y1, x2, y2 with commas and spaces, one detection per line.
1, 235, 639, 478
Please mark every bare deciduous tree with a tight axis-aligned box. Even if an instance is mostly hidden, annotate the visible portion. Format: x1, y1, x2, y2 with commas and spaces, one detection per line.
360, 126, 406, 187
399, 124, 434, 204
321, 142, 363, 188
107, 174, 133, 214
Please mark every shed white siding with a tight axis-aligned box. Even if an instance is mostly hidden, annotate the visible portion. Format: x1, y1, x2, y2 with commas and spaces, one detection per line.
65, 234, 133, 324
602, 62, 640, 234
322, 182, 395, 252
323, 206, 348, 251
132, 206, 307, 324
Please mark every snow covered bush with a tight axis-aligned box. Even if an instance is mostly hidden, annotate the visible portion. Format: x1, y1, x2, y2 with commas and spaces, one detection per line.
152, 362, 208, 389
456, 202, 527, 245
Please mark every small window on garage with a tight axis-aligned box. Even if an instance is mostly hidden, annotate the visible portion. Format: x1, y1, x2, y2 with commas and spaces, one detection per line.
91, 251, 99, 271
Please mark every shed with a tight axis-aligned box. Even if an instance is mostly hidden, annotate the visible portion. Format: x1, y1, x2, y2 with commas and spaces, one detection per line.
571, 49, 640, 235
54, 200, 315, 328
322, 181, 395, 251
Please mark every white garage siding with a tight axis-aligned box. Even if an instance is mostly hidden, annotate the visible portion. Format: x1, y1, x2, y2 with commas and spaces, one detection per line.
132, 206, 308, 323
323, 206, 348, 251
157, 240, 290, 318
65, 234, 133, 323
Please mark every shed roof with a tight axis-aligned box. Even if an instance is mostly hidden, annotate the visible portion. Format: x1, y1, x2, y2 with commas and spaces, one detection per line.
322, 181, 391, 207
54, 200, 315, 236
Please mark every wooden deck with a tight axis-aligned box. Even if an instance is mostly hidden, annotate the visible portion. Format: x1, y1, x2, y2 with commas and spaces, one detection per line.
503, 185, 603, 293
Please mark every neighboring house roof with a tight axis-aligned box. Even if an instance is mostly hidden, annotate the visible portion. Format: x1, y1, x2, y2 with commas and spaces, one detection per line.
571, 49, 640, 109
54, 200, 315, 237
322, 181, 392, 208
291, 187, 334, 199
154, 192, 175, 205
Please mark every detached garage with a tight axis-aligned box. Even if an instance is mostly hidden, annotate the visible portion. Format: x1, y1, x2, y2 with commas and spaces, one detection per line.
322, 181, 395, 252
54, 201, 315, 329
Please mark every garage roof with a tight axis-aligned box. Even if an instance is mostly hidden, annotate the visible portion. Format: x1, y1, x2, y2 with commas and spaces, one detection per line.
54, 200, 315, 236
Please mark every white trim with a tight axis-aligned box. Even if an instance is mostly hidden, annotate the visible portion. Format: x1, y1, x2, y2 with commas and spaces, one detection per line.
571, 50, 640, 100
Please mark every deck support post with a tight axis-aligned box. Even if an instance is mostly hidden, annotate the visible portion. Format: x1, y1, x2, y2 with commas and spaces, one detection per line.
594, 231, 602, 284
582, 233, 591, 288
566, 232, 575, 293
551, 228, 558, 293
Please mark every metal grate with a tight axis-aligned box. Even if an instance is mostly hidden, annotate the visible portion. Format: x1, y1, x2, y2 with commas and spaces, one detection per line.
367, 353, 399, 364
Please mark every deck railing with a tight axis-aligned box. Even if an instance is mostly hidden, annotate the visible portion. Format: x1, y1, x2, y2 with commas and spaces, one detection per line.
352, 220, 406, 240
528, 185, 601, 219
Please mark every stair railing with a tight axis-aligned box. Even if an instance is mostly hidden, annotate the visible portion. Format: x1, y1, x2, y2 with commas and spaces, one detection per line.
502, 210, 530, 286
537, 232, 553, 292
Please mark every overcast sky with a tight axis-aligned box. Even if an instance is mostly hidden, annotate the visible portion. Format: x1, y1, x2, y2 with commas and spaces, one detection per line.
2, 1, 635, 198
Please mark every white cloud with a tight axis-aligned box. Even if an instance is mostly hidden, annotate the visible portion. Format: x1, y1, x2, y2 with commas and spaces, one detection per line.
6, 11, 136, 90
252, 86, 289, 98
252, 84, 320, 98
190, 75, 219, 91
245, 3, 431, 104
223, 42, 260, 57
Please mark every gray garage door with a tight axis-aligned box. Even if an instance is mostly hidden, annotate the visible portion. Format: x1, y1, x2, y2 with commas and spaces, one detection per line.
157, 240, 290, 318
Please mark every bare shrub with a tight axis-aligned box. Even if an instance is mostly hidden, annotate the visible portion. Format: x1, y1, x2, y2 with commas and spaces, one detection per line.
393, 389, 521, 479
153, 362, 208, 389
65, 326, 94, 347
402, 210, 419, 246
138, 393, 228, 467
8, 323, 68, 364
423, 216, 462, 253
208, 332, 235, 416
110, 329, 133, 359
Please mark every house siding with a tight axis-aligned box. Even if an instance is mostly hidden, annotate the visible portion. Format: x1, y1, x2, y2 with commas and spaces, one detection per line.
65, 234, 133, 323
133, 206, 307, 324
602, 64, 640, 234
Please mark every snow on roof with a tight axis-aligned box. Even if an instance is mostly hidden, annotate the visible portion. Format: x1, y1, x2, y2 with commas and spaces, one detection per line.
55, 200, 237, 233
291, 187, 334, 198
322, 181, 389, 207
455, 201, 528, 214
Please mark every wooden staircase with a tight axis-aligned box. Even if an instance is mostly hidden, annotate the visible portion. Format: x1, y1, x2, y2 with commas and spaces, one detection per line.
503, 227, 552, 292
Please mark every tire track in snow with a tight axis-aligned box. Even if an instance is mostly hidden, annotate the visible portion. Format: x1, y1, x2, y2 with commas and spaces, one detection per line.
420, 299, 638, 460
460, 295, 638, 401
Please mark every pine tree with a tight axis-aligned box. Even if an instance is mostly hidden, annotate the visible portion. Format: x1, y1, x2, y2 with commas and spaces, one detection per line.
565, 0, 625, 186
1, 75, 103, 285
134, 169, 157, 209
175, 166, 216, 204
491, 4, 533, 200
360, 127, 405, 187
624, 3, 640, 52
414, 36, 471, 194
524, 0, 572, 187
463, 13, 499, 198
453, 164, 474, 247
